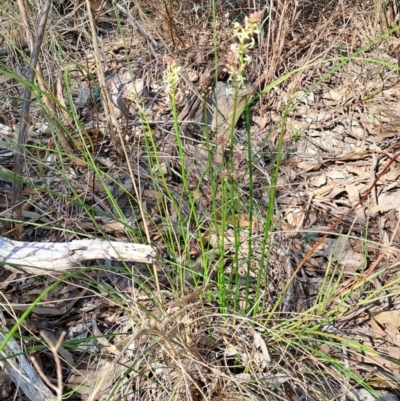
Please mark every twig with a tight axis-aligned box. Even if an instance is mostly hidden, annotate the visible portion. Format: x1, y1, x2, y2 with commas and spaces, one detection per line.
13, 0, 52, 240
0, 310, 55, 401
115, 3, 163, 73
31, 331, 66, 401
116, 4, 163, 53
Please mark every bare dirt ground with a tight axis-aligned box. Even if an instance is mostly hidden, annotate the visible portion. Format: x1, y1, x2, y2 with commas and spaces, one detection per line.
1, 0, 400, 400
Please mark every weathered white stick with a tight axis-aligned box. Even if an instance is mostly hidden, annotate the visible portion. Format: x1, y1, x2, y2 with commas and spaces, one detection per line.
0, 236, 155, 274
0, 312, 56, 401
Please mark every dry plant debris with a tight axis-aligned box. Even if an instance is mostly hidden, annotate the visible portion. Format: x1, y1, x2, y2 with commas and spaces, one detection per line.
1, 0, 400, 400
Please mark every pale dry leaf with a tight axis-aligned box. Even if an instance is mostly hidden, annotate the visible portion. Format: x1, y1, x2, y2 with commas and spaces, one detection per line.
324, 147, 370, 162
346, 184, 367, 221
368, 190, 400, 216
371, 310, 400, 344
0, 75, 13, 84
307, 110, 333, 126
350, 352, 400, 382
262, 372, 292, 386
327, 186, 348, 199
105, 72, 147, 118
340, 248, 364, 270
346, 184, 360, 204
285, 208, 304, 229
382, 167, 400, 182
252, 115, 268, 129
0, 123, 16, 141
348, 388, 398, 401
372, 310, 400, 328
253, 330, 270, 364
101, 220, 129, 235
326, 169, 347, 180
360, 347, 400, 381
297, 160, 316, 170
321, 236, 348, 259
68, 360, 117, 398
187, 69, 198, 82
227, 213, 262, 233
310, 174, 327, 187
345, 165, 369, 178
322, 236, 364, 270
322, 88, 348, 102
349, 329, 400, 381
203, 228, 235, 250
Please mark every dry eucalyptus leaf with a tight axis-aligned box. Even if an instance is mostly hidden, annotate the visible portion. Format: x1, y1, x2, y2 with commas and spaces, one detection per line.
285, 207, 304, 229
348, 389, 398, 401
89, 0, 104, 12
371, 310, 400, 341
68, 361, 116, 398
322, 236, 364, 270
105, 72, 148, 118
368, 189, 400, 216
253, 330, 271, 364
310, 174, 326, 187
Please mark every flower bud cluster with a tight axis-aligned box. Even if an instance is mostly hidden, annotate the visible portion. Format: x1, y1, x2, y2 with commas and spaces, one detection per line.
199, 71, 212, 97
163, 55, 182, 97
224, 11, 262, 89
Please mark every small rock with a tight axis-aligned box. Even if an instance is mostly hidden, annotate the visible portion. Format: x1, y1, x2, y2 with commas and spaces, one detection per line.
105, 71, 148, 118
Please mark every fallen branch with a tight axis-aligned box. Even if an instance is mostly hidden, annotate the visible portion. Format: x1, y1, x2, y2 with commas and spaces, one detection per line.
0, 311, 56, 401
0, 236, 155, 274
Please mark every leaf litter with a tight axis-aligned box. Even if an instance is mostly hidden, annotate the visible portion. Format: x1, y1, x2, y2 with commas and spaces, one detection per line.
1, 0, 400, 400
